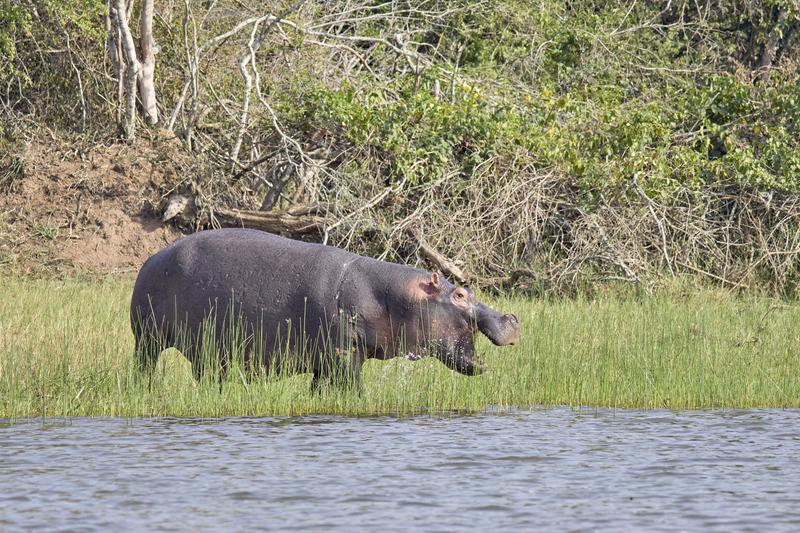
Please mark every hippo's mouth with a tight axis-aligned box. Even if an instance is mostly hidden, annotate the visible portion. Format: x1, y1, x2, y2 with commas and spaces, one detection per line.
458, 353, 486, 375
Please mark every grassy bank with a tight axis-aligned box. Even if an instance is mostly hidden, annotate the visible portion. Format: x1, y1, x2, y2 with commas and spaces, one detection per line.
1, 277, 798, 418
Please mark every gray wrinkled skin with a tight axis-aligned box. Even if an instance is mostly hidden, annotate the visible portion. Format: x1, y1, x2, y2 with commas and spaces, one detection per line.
130, 229, 520, 389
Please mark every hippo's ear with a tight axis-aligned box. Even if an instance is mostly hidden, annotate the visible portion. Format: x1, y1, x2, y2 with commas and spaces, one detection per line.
424, 271, 444, 295
413, 271, 443, 300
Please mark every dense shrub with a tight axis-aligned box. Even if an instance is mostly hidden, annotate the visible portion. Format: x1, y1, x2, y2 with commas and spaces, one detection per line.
2, 0, 800, 293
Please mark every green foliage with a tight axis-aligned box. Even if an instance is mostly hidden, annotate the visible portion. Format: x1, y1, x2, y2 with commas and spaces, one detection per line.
2, 0, 798, 193
307, 71, 799, 194
0, 0, 32, 80
1, 0, 107, 123
287, 1, 800, 195
308, 75, 524, 184
1, 0, 106, 75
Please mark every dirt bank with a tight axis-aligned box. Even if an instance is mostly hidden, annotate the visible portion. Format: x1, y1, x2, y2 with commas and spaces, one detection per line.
0, 132, 190, 276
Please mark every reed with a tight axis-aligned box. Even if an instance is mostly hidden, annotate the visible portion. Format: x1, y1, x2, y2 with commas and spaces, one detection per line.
1, 277, 798, 418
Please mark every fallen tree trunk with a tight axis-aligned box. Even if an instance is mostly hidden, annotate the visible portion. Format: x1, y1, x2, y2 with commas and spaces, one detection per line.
175, 199, 470, 280
215, 204, 329, 236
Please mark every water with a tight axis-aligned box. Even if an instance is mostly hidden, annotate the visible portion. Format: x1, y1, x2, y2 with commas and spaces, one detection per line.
1, 408, 799, 532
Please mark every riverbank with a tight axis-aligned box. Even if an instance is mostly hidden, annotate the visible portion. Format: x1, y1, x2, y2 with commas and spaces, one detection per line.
4, 1, 800, 294
2, 277, 797, 418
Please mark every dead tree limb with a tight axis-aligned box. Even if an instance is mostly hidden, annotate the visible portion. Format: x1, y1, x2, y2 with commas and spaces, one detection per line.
632, 174, 674, 275
215, 204, 329, 236
230, 0, 308, 168
507, 269, 537, 286
406, 226, 467, 284
754, 8, 787, 83
260, 163, 294, 211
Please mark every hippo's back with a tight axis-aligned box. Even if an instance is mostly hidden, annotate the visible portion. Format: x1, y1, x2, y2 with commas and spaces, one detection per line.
130, 228, 357, 334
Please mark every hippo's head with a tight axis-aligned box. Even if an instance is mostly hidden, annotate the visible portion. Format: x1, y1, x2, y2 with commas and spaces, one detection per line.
407, 272, 520, 375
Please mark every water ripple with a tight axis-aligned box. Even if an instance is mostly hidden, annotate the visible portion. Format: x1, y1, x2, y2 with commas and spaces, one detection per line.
1, 408, 800, 531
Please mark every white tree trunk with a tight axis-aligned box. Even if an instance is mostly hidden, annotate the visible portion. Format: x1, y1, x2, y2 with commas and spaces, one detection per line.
108, 0, 159, 140
138, 0, 159, 126
115, 0, 139, 140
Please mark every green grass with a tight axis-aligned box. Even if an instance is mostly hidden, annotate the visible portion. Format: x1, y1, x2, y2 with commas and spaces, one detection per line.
1, 277, 799, 418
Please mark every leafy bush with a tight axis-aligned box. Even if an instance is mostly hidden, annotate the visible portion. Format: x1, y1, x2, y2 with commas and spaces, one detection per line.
3, 0, 800, 292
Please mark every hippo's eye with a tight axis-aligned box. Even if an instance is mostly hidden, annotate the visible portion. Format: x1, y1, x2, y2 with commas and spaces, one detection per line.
451, 289, 470, 307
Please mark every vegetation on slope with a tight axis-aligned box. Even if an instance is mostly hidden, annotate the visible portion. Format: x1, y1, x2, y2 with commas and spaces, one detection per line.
2, 1, 800, 293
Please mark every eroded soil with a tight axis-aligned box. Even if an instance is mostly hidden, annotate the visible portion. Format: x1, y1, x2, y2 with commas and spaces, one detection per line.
0, 131, 192, 275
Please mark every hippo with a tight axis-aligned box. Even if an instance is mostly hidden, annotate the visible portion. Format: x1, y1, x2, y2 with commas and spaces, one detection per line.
130, 228, 520, 389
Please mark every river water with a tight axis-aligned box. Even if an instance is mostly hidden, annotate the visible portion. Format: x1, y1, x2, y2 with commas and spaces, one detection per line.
1, 408, 799, 531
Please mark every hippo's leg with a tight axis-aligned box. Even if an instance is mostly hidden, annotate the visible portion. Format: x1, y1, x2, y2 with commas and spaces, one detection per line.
184, 332, 259, 395
132, 316, 174, 375
177, 315, 242, 387
311, 348, 364, 394
186, 341, 206, 382
183, 337, 229, 385
310, 368, 326, 393
341, 358, 363, 394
